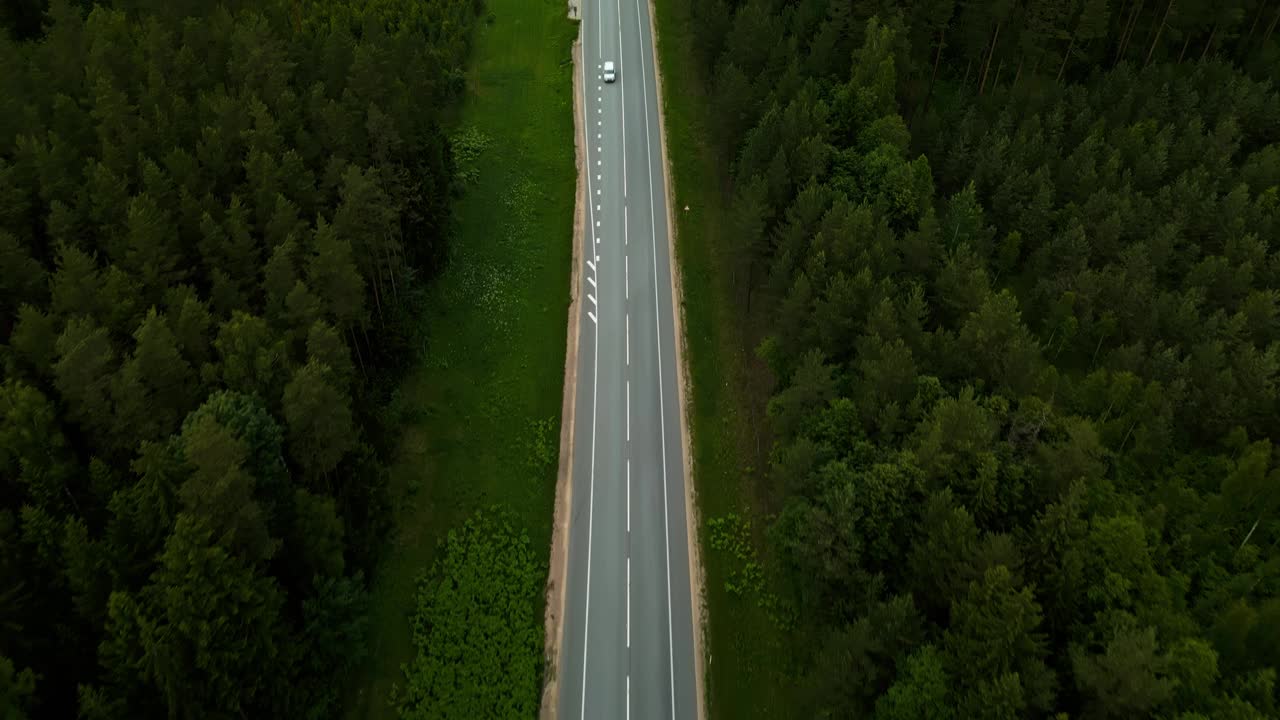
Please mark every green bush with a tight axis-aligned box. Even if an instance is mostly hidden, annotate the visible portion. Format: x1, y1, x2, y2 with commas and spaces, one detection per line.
395, 508, 544, 719
525, 416, 558, 474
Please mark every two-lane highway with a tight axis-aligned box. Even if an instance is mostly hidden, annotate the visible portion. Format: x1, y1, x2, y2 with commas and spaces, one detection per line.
558, 0, 698, 716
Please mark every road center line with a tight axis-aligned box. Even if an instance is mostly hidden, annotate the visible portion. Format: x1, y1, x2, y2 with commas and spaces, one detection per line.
626, 556, 631, 648
626, 311, 630, 364
634, 1, 678, 714
626, 379, 630, 442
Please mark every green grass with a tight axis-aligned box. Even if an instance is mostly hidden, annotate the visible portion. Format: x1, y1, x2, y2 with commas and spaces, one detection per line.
651, 1, 801, 717
342, 2, 577, 718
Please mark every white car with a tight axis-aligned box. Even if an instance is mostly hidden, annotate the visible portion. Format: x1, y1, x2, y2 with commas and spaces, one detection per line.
603, 61, 616, 83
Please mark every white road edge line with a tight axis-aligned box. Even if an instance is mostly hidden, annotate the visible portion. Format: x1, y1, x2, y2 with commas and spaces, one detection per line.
578, 30, 603, 720
634, 1, 678, 715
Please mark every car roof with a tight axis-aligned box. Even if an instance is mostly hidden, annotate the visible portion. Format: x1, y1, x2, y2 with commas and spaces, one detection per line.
605, 61, 614, 67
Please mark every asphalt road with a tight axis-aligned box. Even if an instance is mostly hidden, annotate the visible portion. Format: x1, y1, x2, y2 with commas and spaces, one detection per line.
557, 0, 698, 716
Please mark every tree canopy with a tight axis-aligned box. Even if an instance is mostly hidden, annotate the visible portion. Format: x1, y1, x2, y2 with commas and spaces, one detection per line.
691, 0, 1280, 716
0, 0, 479, 716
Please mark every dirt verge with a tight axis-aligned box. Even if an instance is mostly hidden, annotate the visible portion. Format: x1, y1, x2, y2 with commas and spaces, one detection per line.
540, 35, 584, 720
645, 3, 708, 719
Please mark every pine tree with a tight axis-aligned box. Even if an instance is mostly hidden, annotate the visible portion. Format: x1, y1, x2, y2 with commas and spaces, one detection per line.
282, 360, 356, 479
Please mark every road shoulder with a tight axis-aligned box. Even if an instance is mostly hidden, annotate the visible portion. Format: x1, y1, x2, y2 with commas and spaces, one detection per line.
540, 34, 585, 720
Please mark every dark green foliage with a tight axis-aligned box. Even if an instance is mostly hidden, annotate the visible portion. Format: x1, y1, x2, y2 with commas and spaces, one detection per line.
0, 0, 479, 716
0, 654, 37, 719
689, 0, 1279, 716
395, 509, 544, 720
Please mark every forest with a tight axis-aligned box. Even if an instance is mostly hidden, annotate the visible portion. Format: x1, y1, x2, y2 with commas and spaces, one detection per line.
688, 0, 1280, 717
0, 0, 481, 716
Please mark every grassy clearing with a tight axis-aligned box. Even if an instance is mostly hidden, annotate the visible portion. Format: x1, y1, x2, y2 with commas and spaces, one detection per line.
651, 1, 800, 717
342, 1, 577, 718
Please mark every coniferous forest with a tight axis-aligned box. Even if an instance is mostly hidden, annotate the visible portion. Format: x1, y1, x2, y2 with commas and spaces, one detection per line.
689, 0, 1280, 717
0, 0, 480, 717
4, 0, 1280, 717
